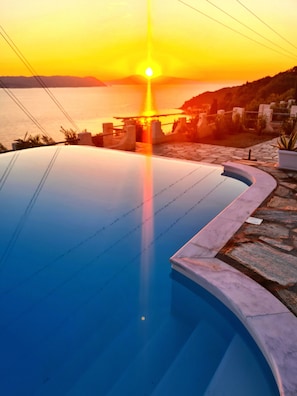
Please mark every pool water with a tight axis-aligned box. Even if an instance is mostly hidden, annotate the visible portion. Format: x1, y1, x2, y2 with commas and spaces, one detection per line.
0, 146, 279, 395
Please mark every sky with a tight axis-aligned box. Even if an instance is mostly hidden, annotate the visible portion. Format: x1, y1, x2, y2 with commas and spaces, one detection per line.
1, 0, 297, 83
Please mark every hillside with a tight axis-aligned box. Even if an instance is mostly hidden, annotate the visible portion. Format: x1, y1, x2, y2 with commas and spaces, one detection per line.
181, 67, 297, 112
0, 75, 106, 88
106, 75, 199, 85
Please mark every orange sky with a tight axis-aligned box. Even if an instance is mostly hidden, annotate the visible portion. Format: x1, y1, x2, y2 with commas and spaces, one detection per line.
1, 0, 297, 83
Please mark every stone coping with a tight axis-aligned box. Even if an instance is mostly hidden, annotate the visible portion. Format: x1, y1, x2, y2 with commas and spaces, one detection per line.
171, 162, 297, 396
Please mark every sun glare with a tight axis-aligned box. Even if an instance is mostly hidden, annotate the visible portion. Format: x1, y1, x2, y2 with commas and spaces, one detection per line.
136, 60, 161, 79
145, 67, 154, 78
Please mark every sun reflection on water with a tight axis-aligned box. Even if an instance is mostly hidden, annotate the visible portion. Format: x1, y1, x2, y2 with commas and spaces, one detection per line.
139, 0, 156, 312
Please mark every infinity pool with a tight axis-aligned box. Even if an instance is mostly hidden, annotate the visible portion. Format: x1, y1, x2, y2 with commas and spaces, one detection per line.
0, 146, 278, 395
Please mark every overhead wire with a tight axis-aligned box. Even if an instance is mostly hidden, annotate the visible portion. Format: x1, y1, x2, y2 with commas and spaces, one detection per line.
0, 166, 221, 323
0, 25, 80, 132
0, 147, 61, 270
204, 0, 297, 59
0, 152, 19, 192
235, 0, 297, 52
0, 79, 51, 137
0, 165, 204, 295
177, 0, 297, 61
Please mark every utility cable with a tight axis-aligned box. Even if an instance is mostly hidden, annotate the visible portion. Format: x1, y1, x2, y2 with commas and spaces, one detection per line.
0, 79, 51, 137
0, 166, 204, 296
204, 0, 297, 58
0, 152, 19, 192
0, 148, 61, 270
236, 0, 297, 51
0, 166, 220, 331
0, 25, 80, 132
177, 0, 297, 61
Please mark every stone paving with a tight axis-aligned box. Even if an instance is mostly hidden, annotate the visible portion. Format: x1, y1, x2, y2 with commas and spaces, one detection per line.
136, 138, 297, 316
136, 137, 279, 165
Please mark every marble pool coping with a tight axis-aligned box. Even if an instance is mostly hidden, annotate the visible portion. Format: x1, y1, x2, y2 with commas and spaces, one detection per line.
171, 161, 297, 396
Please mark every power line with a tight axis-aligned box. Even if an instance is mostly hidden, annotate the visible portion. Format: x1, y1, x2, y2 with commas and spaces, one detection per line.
177, 0, 297, 61
0, 25, 80, 132
204, 0, 297, 59
236, 0, 297, 52
0, 148, 61, 270
0, 79, 51, 137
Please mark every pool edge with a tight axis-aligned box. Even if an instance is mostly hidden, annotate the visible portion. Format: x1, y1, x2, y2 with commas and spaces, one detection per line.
170, 161, 297, 396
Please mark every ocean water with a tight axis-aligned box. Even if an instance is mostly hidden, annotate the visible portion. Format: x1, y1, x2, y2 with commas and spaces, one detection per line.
0, 82, 228, 149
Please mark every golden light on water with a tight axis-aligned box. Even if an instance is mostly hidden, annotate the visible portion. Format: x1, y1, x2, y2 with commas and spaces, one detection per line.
139, 152, 154, 314
141, 0, 156, 144
143, 80, 154, 116
138, 0, 155, 317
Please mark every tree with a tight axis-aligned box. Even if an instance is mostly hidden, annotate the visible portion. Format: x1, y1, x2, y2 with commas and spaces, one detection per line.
60, 126, 78, 145
13, 133, 55, 150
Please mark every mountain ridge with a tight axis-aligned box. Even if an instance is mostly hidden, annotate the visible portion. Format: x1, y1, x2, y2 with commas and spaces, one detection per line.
105, 75, 200, 85
0, 75, 106, 88
181, 67, 297, 112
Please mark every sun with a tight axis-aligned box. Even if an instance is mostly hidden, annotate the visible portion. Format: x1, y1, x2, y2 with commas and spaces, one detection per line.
145, 67, 154, 78
136, 61, 162, 79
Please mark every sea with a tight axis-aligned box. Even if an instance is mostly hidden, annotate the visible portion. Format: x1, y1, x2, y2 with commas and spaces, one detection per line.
0, 82, 233, 149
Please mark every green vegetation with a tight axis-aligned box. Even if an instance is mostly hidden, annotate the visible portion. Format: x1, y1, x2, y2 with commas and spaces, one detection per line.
212, 112, 245, 139
13, 133, 55, 149
275, 129, 297, 151
182, 67, 297, 112
274, 117, 297, 151
8, 127, 83, 151
60, 126, 78, 144
280, 116, 297, 136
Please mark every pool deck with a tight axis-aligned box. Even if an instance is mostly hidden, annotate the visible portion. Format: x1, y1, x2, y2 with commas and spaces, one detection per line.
136, 137, 296, 315
135, 137, 297, 396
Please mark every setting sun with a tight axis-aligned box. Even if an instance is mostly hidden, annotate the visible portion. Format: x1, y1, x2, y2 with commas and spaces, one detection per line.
145, 67, 153, 78
1, 1, 296, 81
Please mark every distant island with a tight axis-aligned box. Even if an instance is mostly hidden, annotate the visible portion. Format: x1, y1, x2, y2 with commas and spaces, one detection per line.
2, 68, 297, 113
105, 75, 200, 85
181, 67, 297, 112
0, 75, 106, 88
0, 74, 199, 88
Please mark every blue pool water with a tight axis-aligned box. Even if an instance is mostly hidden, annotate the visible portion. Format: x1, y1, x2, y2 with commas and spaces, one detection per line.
0, 146, 279, 395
